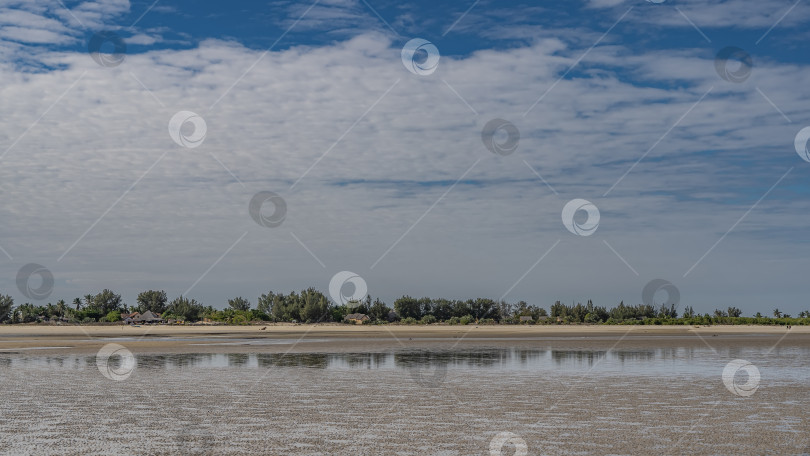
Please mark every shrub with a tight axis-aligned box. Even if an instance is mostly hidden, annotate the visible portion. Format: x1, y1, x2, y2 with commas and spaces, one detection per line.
459, 315, 474, 325
104, 310, 121, 323
230, 314, 248, 325
420, 315, 437, 325
447, 316, 460, 325
401, 317, 418, 325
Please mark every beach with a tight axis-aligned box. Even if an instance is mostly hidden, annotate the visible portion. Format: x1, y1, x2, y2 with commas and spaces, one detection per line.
0, 324, 807, 455
0, 323, 806, 353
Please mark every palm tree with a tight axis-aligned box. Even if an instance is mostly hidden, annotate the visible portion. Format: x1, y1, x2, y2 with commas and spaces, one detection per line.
773, 308, 782, 318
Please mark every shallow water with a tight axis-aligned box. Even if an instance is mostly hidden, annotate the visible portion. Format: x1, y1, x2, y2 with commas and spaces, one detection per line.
0, 341, 808, 455
3, 345, 809, 379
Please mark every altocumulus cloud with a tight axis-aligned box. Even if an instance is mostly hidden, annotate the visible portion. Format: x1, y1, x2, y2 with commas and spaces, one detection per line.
0, 1, 808, 314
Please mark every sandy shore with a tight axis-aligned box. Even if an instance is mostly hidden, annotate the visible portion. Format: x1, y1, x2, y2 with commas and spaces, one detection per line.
0, 323, 805, 354
1, 324, 808, 455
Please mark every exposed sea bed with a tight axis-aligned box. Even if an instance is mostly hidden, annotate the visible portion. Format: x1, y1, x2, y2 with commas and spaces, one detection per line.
0, 345, 808, 455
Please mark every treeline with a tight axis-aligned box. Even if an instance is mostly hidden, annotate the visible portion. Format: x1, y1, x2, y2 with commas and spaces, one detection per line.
0, 288, 808, 327
390, 296, 546, 324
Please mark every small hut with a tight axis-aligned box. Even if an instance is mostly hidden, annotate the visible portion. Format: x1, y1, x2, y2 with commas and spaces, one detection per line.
135, 310, 163, 324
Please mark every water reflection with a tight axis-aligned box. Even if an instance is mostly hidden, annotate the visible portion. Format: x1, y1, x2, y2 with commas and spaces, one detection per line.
552, 350, 606, 366
0, 347, 808, 379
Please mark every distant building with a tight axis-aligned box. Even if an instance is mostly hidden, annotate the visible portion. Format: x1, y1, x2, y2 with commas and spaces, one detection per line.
122, 312, 140, 323
519, 316, 534, 323
344, 313, 369, 324
134, 310, 163, 324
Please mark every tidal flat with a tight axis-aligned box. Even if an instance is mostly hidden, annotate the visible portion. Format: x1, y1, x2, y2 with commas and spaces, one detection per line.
0, 325, 807, 455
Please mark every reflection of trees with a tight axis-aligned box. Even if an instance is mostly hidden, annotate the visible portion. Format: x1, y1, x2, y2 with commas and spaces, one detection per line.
551, 350, 607, 366
335, 353, 387, 369
256, 353, 328, 368
513, 349, 547, 364
166, 353, 210, 368
612, 350, 656, 363
227, 353, 249, 366
393, 349, 548, 369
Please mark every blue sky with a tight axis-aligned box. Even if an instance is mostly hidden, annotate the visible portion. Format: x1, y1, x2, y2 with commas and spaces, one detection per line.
1, 0, 809, 315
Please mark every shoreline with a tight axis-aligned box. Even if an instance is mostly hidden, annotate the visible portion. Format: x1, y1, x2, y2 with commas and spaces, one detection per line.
0, 324, 805, 354
0, 322, 804, 335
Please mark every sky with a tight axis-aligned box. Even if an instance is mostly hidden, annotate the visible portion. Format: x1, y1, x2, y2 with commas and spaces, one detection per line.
1, 0, 809, 315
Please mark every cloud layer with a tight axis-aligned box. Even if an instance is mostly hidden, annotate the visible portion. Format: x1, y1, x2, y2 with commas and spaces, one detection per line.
1, 1, 809, 315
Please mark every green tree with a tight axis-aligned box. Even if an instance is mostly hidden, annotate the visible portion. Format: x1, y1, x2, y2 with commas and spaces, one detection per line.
368, 298, 391, 321
55, 299, 67, 318
0, 294, 13, 322
657, 303, 678, 319
300, 288, 329, 322
394, 296, 421, 319
432, 299, 454, 321
166, 296, 204, 321
551, 301, 568, 319
270, 292, 297, 322
682, 306, 695, 318
257, 292, 275, 314
228, 296, 251, 311
773, 308, 782, 318
468, 298, 500, 321
136, 290, 168, 314
727, 306, 742, 318
16, 303, 43, 323
86, 290, 123, 315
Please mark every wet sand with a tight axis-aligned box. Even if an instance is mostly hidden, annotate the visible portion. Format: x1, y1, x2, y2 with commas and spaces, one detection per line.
0, 324, 806, 354
1, 324, 808, 455
1, 351, 808, 455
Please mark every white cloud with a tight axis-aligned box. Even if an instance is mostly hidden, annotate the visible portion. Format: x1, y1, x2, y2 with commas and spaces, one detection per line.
633, 0, 810, 29
586, 0, 626, 9
0, 7, 808, 315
